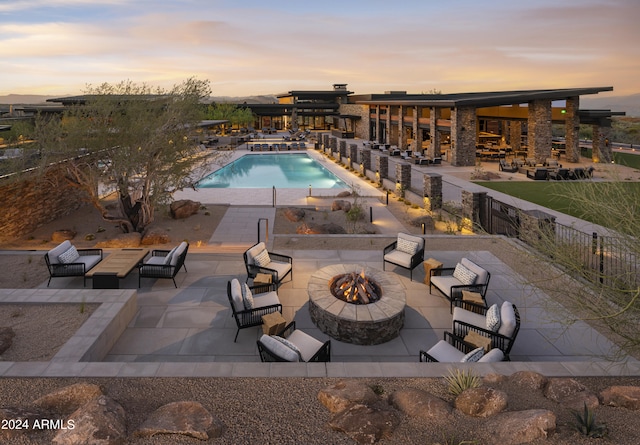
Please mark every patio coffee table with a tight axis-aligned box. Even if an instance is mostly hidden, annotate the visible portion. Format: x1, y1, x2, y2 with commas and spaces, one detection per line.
86, 248, 149, 289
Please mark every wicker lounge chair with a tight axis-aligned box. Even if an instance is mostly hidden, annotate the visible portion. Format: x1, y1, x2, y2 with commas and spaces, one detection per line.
227, 278, 282, 342
257, 321, 331, 362
44, 240, 103, 287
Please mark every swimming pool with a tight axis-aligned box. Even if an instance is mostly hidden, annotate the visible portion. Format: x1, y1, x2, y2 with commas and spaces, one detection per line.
197, 153, 348, 189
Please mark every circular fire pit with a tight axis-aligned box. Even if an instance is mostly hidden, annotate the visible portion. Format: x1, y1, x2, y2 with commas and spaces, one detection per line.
308, 264, 406, 345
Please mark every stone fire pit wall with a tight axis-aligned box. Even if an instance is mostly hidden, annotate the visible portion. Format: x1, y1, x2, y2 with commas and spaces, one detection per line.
308, 264, 406, 345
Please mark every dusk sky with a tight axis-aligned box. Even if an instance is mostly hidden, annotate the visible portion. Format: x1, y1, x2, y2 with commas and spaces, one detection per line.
1, 0, 638, 98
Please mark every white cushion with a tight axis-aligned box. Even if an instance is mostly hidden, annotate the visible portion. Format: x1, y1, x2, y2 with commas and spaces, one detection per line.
230, 279, 244, 312
461, 258, 488, 285
384, 250, 413, 268
397, 237, 418, 255
287, 329, 325, 362
264, 260, 291, 280
452, 306, 487, 328
453, 263, 477, 285
461, 346, 484, 363
170, 241, 188, 267
252, 290, 280, 309
163, 245, 179, 265
254, 249, 271, 267
478, 348, 504, 362
241, 283, 254, 310
47, 240, 72, 265
430, 275, 464, 298
146, 256, 166, 266
58, 246, 80, 264
77, 255, 102, 270
259, 335, 300, 362
498, 302, 517, 338
426, 340, 465, 362
246, 242, 267, 265
398, 233, 424, 252
485, 304, 501, 332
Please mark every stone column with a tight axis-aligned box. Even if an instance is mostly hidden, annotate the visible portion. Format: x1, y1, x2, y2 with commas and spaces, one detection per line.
339, 139, 347, 161
509, 121, 522, 153
592, 124, 613, 163
361, 148, 372, 172
565, 96, 580, 163
461, 190, 487, 233
374, 154, 388, 184
429, 107, 441, 158
422, 173, 442, 210
519, 210, 556, 247
397, 106, 405, 149
412, 106, 423, 152
348, 144, 358, 168
386, 106, 392, 144
395, 163, 411, 195
527, 99, 552, 164
450, 106, 477, 166
375, 106, 381, 142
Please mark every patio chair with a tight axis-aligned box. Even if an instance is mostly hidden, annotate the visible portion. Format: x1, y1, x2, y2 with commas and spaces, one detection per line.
383, 232, 425, 281
451, 301, 520, 358
419, 331, 505, 363
548, 168, 570, 180
44, 240, 103, 287
526, 167, 548, 180
499, 159, 518, 173
243, 242, 293, 286
138, 241, 189, 288
429, 257, 491, 312
227, 278, 283, 342
257, 321, 331, 362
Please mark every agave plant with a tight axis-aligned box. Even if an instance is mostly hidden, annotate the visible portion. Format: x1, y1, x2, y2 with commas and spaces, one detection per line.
574, 402, 608, 438
444, 368, 481, 396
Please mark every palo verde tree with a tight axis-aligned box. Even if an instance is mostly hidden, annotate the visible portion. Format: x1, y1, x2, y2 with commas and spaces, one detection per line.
34, 78, 214, 233
520, 178, 640, 359
206, 102, 254, 134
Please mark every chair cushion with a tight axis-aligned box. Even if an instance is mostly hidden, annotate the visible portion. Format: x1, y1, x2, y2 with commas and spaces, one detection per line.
460, 346, 484, 363
254, 249, 271, 267
398, 233, 424, 252
265, 260, 291, 279
486, 304, 501, 332
146, 256, 166, 266
397, 237, 419, 255
78, 255, 102, 271
170, 242, 188, 267
230, 279, 244, 312
241, 283, 254, 310
47, 240, 73, 265
287, 329, 324, 362
259, 335, 301, 362
246, 242, 267, 265
498, 302, 517, 338
452, 306, 487, 328
426, 340, 465, 362
431, 275, 464, 298
478, 348, 504, 362
384, 250, 413, 268
58, 245, 80, 264
453, 263, 477, 285
163, 245, 179, 265
252, 291, 280, 309
461, 258, 488, 285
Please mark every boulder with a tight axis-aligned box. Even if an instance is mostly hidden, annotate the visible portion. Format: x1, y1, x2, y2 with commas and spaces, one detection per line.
318, 381, 379, 414
134, 401, 224, 440
32, 383, 103, 414
140, 227, 171, 245
328, 404, 400, 444
483, 373, 508, 385
485, 409, 556, 445
331, 200, 351, 212
561, 391, 600, 411
51, 230, 76, 243
509, 371, 548, 391
600, 386, 640, 410
388, 388, 452, 422
296, 222, 346, 235
336, 190, 351, 197
455, 387, 508, 418
284, 208, 305, 222
95, 232, 142, 248
170, 200, 201, 219
52, 396, 126, 445
0, 327, 15, 355
543, 378, 587, 402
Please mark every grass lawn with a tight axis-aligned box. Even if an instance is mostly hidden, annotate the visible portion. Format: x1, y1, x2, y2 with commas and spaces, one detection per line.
474, 181, 640, 226
580, 147, 640, 170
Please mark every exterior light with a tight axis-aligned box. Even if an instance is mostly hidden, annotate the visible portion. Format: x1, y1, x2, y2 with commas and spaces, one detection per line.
309, 184, 312, 196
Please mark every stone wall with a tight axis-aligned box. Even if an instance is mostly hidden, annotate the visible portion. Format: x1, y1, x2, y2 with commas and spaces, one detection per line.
0, 167, 88, 242
339, 104, 370, 140
528, 99, 552, 163
450, 107, 477, 166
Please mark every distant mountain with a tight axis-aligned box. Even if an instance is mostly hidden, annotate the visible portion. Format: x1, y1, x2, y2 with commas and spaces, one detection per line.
0, 94, 62, 104
207, 95, 278, 104
580, 93, 640, 117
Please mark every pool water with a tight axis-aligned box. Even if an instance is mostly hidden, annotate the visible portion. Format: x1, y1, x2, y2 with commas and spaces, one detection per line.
197, 153, 347, 189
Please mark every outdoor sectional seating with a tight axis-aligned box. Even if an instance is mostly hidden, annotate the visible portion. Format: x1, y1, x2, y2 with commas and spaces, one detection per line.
138, 241, 189, 288
227, 278, 283, 342
257, 321, 331, 362
44, 240, 103, 287
419, 331, 505, 363
429, 257, 490, 312
243, 242, 293, 286
383, 232, 425, 280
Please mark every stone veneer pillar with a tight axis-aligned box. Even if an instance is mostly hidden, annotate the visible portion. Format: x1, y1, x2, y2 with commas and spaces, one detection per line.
519, 210, 556, 247
564, 96, 580, 162
348, 144, 358, 167
395, 163, 411, 195
509, 121, 522, 152
374, 154, 388, 184
461, 190, 487, 233
412, 106, 423, 152
330, 136, 338, 154
450, 106, 477, 166
422, 173, 442, 210
592, 124, 613, 163
339, 140, 347, 161
386, 107, 392, 144
429, 107, 441, 159
397, 106, 405, 149
528, 99, 552, 164
361, 148, 372, 173
375, 106, 381, 142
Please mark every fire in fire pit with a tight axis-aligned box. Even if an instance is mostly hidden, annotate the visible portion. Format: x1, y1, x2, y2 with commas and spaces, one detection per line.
329, 270, 382, 304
